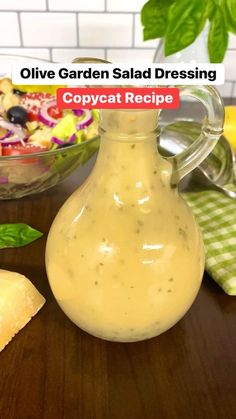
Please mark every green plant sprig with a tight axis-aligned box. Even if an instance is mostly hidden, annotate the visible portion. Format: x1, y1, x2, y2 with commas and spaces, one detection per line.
141, 0, 236, 62
0, 224, 43, 249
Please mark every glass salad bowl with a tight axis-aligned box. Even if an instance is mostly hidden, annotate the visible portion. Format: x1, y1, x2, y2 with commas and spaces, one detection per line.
0, 137, 99, 199
0, 55, 99, 199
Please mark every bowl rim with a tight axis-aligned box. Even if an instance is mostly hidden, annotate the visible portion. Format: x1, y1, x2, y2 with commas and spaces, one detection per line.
0, 135, 99, 161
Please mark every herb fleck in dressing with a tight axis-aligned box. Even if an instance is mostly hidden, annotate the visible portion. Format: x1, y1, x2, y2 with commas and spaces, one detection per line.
46, 109, 204, 342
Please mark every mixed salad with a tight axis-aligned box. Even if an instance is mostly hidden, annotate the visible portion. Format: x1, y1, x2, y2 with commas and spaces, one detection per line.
0, 78, 99, 157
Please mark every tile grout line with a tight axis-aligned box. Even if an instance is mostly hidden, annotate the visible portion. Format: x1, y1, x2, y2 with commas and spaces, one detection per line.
49, 48, 53, 62
17, 12, 23, 47
0, 10, 135, 14
131, 13, 135, 48
76, 13, 79, 49
230, 82, 235, 103
0, 46, 156, 50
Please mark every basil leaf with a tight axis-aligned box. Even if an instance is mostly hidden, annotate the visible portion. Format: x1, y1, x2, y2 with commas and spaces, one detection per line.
141, 0, 175, 41
206, 0, 217, 20
164, 0, 207, 56
224, 0, 236, 34
0, 223, 43, 249
208, 7, 228, 62
211, 0, 236, 34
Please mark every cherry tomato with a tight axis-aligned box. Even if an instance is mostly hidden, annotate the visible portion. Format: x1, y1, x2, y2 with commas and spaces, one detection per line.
2, 144, 47, 163
48, 104, 63, 120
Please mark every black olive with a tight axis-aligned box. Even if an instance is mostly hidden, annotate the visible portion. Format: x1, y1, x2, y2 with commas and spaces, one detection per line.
60, 142, 72, 148
7, 106, 28, 125
13, 89, 26, 96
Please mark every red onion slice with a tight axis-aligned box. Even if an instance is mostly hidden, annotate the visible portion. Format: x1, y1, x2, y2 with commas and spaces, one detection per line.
39, 113, 55, 128
76, 110, 93, 130
39, 100, 62, 128
0, 119, 26, 140
69, 133, 76, 143
73, 109, 83, 117
0, 130, 13, 141
51, 136, 65, 146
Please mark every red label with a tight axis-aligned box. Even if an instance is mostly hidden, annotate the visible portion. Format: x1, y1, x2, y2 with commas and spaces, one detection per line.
57, 87, 179, 109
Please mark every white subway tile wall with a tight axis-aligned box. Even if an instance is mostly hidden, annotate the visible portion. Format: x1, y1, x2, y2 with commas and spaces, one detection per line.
216, 82, 234, 98
48, 0, 104, 12
229, 34, 236, 49
78, 13, 133, 47
107, 48, 155, 63
0, 48, 50, 60
0, 0, 46, 10
233, 83, 236, 98
21, 13, 77, 47
107, 0, 144, 12
224, 50, 236, 81
0, 13, 20, 46
0, 0, 235, 98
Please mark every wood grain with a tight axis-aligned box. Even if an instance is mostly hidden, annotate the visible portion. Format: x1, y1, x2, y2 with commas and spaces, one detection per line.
0, 161, 236, 419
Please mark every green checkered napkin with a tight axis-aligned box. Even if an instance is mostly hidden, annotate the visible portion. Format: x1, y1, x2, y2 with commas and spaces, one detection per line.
183, 186, 236, 296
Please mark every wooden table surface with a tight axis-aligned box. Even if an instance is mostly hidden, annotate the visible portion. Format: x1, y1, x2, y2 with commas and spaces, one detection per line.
0, 160, 236, 419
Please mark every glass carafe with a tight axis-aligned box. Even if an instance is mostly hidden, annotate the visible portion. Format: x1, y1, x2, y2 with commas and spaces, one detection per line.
46, 63, 224, 342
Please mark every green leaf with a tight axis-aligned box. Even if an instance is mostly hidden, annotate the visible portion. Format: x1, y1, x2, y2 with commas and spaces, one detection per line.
206, 0, 217, 20
141, 0, 175, 41
164, 0, 207, 56
211, 0, 236, 34
0, 223, 43, 249
208, 7, 229, 62
224, 0, 236, 34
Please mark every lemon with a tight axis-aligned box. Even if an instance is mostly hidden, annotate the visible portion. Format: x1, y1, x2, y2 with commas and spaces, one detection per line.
224, 106, 236, 152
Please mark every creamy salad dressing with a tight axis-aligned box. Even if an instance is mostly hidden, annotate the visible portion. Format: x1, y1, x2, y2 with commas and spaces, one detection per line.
46, 109, 204, 342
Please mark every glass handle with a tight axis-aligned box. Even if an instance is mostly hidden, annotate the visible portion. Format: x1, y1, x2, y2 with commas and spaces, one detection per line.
168, 85, 224, 185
